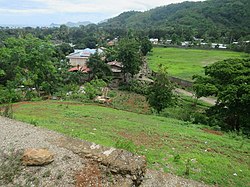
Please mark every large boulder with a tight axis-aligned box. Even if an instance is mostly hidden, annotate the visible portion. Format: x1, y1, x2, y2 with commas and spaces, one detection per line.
22, 148, 54, 166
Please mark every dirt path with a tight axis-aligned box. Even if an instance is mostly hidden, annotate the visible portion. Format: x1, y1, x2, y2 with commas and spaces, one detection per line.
175, 88, 217, 105
0, 116, 210, 187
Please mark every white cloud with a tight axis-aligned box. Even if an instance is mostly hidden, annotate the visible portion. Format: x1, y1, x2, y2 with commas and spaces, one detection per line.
0, 0, 204, 25
2, 0, 203, 14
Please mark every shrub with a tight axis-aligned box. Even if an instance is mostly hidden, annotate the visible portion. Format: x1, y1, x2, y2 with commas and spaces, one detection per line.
0, 149, 23, 185
84, 79, 106, 100
119, 80, 149, 95
115, 139, 136, 153
0, 85, 22, 104
0, 104, 14, 119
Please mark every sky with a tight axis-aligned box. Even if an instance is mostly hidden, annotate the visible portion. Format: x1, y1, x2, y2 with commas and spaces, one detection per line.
0, 0, 203, 26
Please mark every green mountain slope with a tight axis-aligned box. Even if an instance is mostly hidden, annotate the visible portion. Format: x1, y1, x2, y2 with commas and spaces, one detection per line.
100, 0, 250, 39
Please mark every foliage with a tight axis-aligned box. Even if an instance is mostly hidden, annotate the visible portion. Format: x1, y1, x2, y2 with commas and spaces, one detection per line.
100, 0, 250, 44
83, 79, 107, 100
115, 139, 136, 153
119, 79, 149, 95
0, 103, 14, 119
0, 149, 23, 185
193, 58, 250, 133
147, 64, 175, 112
87, 53, 112, 80
54, 43, 74, 59
0, 35, 60, 96
117, 37, 142, 78
160, 94, 209, 124
140, 37, 153, 56
0, 85, 21, 104
111, 90, 150, 114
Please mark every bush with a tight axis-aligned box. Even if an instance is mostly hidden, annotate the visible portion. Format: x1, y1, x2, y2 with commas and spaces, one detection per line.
119, 80, 149, 95
84, 79, 106, 100
0, 104, 14, 119
0, 149, 23, 185
0, 86, 22, 104
68, 93, 89, 102
115, 139, 136, 153
160, 106, 192, 122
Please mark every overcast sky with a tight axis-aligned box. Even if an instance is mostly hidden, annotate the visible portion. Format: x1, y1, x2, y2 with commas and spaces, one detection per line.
0, 0, 203, 26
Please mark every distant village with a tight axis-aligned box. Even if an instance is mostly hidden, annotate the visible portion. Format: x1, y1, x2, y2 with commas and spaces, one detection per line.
149, 37, 250, 49
66, 37, 250, 78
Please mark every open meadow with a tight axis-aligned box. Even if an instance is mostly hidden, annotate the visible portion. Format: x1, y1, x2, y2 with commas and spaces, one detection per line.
12, 101, 250, 187
147, 47, 249, 81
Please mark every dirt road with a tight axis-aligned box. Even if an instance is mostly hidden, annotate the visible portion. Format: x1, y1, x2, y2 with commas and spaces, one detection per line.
175, 88, 217, 105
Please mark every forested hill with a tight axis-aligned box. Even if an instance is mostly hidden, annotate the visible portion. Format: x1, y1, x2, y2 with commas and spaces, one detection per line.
100, 0, 250, 40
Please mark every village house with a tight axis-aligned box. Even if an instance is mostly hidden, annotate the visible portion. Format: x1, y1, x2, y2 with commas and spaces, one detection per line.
181, 41, 191, 47
149, 38, 159, 45
211, 43, 227, 49
107, 38, 118, 46
66, 48, 104, 67
107, 60, 123, 77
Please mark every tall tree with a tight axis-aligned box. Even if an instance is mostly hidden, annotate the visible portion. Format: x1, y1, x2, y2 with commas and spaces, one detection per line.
117, 37, 142, 79
147, 64, 175, 113
87, 53, 112, 79
193, 58, 250, 133
140, 37, 153, 56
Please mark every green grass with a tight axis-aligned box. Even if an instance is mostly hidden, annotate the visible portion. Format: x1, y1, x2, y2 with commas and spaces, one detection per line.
147, 47, 249, 81
13, 101, 250, 187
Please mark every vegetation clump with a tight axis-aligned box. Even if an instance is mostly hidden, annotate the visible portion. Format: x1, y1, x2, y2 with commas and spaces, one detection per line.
193, 58, 250, 134
0, 149, 23, 185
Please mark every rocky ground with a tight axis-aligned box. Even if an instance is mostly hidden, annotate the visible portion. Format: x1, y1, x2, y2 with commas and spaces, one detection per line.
0, 116, 210, 187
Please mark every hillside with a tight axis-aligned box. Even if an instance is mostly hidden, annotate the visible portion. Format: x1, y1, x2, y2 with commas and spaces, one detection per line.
100, 0, 250, 40
12, 101, 250, 187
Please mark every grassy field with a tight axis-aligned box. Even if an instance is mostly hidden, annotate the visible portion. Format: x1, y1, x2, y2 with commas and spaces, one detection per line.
147, 47, 249, 81
12, 101, 250, 187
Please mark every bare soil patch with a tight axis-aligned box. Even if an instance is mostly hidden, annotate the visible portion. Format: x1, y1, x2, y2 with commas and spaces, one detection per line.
202, 128, 223, 136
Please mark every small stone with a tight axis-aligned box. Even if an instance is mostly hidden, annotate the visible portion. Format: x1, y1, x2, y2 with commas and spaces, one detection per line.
85, 154, 93, 158
206, 148, 212, 152
22, 148, 54, 166
97, 158, 102, 162
111, 169, 118, 173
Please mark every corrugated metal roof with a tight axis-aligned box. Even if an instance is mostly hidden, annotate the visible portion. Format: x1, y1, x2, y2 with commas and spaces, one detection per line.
66, 48, 104, 59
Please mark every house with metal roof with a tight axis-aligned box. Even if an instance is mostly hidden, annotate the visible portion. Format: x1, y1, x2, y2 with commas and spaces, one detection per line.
66, 48, 104, 67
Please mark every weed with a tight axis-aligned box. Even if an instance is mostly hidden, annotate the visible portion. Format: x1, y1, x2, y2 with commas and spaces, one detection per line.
173, 154, 181, 162
0, 103, 14, 118
185, 158, 191, 176
42, 170, 51, 178
57, 170, 64, 180
115, 139, 136, 153
0, 148, 23, 185
29, 119, 39, 126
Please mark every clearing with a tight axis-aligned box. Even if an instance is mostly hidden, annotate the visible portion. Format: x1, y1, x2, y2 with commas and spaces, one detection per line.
147, 47, 249, 81
12, 101, 250, 187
